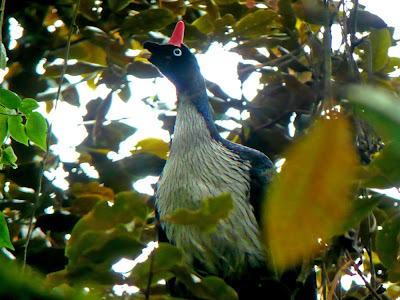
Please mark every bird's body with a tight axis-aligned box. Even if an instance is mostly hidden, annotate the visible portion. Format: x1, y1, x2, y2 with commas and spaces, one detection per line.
156, 88, 269, 278
143, 22, 315, 299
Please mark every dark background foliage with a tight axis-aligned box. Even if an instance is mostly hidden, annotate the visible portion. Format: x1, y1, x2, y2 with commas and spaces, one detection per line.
0, 0, 400, 299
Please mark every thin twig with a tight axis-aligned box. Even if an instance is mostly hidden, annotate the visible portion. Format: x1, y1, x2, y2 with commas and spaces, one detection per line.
350, 260, 383, 300
322, 0, 333, 112
327, 259, 354, 300
0, 0, 6, 44
23, 0, 81, 269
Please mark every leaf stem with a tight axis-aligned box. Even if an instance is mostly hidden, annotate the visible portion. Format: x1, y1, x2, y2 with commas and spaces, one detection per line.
0, 0, 5, 44
23, 0, 81, 269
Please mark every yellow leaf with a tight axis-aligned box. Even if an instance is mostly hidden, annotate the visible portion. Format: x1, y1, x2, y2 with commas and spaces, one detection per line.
263, 115, 358, 269
132, 137, 169, 160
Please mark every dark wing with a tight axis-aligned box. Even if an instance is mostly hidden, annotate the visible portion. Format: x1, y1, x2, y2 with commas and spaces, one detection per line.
220, 139, 274, 223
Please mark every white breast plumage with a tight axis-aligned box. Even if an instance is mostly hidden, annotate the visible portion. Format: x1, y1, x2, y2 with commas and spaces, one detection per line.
156, 102, 264, 278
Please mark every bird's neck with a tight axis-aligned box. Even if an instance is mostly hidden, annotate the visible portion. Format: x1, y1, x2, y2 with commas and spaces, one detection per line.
174, 82, 220, 142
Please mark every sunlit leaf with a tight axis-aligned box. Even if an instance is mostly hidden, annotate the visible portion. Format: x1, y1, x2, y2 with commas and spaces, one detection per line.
18, 98, 39, 115
0, 212, 14, 250
0, 43, 7, 70
0, 89, 22, 109
8, 115, 28, 146
0, 106, 8, 145
25, 112, 48, 151
166, 193, 233, 233
122, 9, 174, 36
376, 213, 400, 272
132, 137, 169, 160
236, 10, 278, 37
264, 115, 358, 269
1, 147, 17, 169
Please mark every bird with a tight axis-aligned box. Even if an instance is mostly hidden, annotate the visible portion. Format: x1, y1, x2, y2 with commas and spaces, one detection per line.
143, 21, 316, 299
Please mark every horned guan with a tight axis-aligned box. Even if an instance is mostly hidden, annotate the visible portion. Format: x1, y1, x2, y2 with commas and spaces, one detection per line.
143, 21, 316, 299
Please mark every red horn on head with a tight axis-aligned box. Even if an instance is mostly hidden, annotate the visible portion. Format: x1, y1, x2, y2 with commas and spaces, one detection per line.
168, 21, 185, 47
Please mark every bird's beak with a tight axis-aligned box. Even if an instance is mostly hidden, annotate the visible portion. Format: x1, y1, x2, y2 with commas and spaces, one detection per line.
138, 49, 152, 60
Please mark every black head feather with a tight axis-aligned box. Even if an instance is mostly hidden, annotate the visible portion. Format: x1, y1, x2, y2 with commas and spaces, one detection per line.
143, 42, 202, 91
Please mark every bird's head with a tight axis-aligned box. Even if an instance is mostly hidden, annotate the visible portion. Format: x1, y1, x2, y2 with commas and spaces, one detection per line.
143, 22, 202, 91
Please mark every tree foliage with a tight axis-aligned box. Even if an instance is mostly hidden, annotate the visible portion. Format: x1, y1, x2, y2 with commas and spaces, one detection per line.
0, 0, 400, 299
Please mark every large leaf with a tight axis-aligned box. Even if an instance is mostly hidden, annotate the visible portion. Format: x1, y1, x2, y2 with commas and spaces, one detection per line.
166, 194, 233, 233
25, 112, 48, 151
121, 9, 174, 36
0, 89, 22, 109
264, 115, 358, 269
18, 98, 40, 115
8, 115, 28, 146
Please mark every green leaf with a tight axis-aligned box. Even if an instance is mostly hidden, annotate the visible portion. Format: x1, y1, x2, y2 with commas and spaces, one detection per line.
0, 89, 22, 109
132, 243, 184, 289
376, 213, 400, 272
342, 195, 381, 231
66, 191, 149, 262
107, 0, 131, 11
166, 193, 234, 233
18, 98, 40, 115
1, 147, 17, 169
0, 212, 14, 250
25, 112, 48, 151
369, 28, 392, 72
0, 106, 8, 145
8, 116, 28, 146
121, 9, 174, 36
359, 143, 400, 188
346, 85, 400, 146
0, 43, 7, 70
236, 9, 278, 37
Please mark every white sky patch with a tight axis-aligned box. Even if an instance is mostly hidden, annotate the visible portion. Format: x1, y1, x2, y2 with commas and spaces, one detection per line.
80, 163, 100, 179
275, 158, 286, 173
133, 176, 159, 195
113, 284, 139, 296
9, 18, 23, 50
197, 42, 242, 99
44, 163, 69, 190
243, 71, 262, 101
112, 241, 158, 275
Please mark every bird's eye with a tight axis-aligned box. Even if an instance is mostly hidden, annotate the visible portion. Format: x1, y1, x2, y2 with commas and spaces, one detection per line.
173, 48, 182, 56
